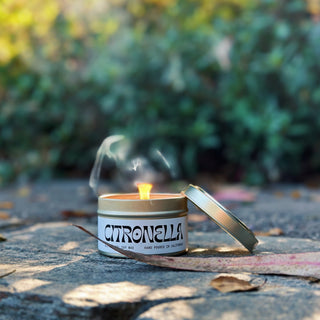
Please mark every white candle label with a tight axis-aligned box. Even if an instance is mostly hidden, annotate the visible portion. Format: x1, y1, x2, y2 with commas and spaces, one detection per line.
98, 215, 188, 255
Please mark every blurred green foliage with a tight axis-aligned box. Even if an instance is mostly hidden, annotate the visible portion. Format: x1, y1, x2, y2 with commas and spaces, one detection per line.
0, 0, 319, 185
219, 0, 320, 183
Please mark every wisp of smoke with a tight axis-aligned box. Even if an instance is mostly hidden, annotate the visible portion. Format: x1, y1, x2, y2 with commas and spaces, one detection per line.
89, 135, 178, 196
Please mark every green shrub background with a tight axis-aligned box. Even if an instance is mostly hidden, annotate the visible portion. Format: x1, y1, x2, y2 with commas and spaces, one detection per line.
1, 0, 319, 185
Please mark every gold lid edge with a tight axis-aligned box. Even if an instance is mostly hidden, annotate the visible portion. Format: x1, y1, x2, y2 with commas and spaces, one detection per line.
182, 184, 258, 252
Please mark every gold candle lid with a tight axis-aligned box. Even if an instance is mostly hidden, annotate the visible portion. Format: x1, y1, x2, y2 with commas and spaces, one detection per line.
182, 184, 258, 252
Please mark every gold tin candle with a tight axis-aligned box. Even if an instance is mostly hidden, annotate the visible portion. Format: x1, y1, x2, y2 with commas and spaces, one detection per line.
97, 186, 188, 257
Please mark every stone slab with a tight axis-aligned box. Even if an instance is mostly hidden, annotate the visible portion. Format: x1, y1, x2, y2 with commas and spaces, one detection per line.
1, 180, 320, 241
1, 222, 320, 320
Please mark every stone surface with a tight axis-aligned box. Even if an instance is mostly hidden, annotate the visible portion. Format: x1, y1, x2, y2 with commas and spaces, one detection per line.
1, 221, 320, 320
1, 180, 320, 240
2, 180, 320, 319
0, 180, 97, 224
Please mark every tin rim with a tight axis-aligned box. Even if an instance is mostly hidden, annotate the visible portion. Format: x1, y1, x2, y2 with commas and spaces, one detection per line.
98, 248, 188, 258
98, 193, 187, 213
182, 184, 258, 252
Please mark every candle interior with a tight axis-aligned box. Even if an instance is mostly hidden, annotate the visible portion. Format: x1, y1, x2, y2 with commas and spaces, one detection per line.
101, 193, 183, 200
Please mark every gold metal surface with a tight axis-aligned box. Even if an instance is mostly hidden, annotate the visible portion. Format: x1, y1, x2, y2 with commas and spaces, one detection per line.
182, 184, 258, 252
98, 193, 187, 216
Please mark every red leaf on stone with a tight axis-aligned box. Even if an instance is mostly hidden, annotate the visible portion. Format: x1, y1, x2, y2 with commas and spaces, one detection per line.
214, 187, 256, 202
74, 225, 320, 279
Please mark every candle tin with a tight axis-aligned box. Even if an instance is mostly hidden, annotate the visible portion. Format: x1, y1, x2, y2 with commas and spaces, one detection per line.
97, 184, 258, 257
97, 193, 188, 257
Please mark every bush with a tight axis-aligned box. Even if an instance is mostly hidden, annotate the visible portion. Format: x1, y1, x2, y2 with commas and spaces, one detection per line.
218, 0, 320, 183
0, 0, 319, 185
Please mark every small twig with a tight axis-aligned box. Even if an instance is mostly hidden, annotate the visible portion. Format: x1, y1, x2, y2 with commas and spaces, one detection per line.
0, 269, 16, 279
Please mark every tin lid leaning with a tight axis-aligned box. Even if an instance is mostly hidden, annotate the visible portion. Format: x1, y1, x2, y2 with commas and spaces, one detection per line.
182, 184, 258, 253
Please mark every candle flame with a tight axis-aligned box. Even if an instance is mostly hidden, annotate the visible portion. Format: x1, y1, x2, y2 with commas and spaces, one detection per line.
137, 183, 153, 200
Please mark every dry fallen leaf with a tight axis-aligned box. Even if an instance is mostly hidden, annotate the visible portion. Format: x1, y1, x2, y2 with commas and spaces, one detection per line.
274, 191, 284, 198
254, 227, 284, 237
0, 211, 10, 220
291, 190, 301, 199
210, 275, 263, 293
0, 233, 7, 241
17, 186, 31, 197
74, 225, 320, 279
0, 269, 16, 279
0, 201, 13, 209
62, 210, 96, 219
